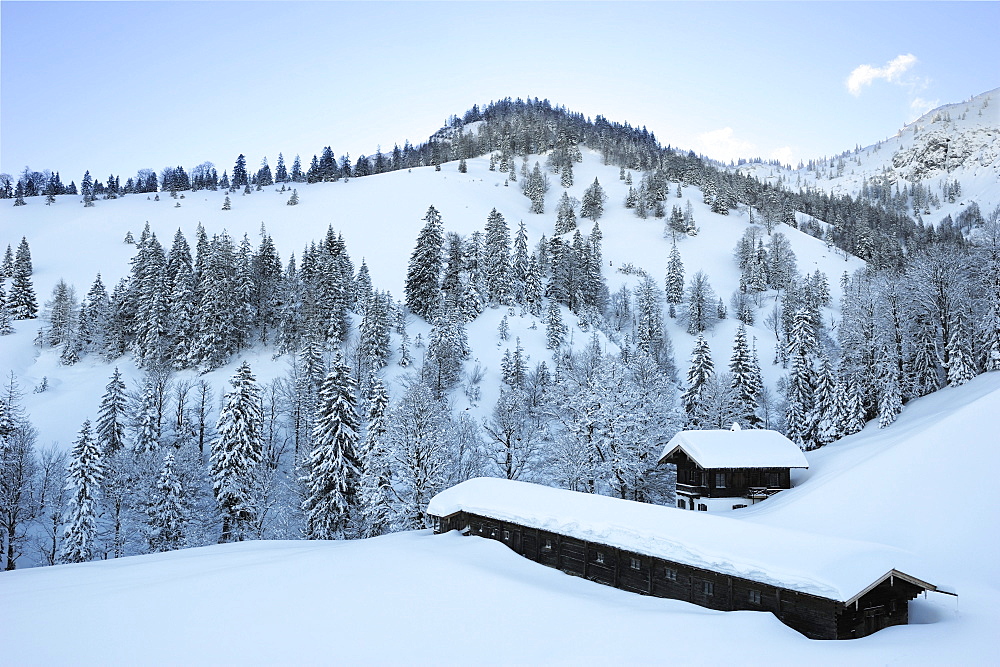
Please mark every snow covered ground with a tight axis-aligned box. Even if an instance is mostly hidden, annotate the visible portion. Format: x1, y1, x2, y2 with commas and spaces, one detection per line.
3, 372, 998, 665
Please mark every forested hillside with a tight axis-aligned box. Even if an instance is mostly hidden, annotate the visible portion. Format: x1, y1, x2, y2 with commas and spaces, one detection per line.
2, 97, 998, 570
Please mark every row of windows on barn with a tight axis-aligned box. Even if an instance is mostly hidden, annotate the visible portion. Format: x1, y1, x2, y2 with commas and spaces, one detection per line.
472, 521, 765, 606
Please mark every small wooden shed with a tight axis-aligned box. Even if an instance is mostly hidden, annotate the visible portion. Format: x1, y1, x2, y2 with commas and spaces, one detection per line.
658, 426, 809, 511
428, 478, 952, 640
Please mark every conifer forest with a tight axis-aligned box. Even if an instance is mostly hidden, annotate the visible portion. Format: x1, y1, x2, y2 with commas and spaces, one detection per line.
2, 95, 999, 570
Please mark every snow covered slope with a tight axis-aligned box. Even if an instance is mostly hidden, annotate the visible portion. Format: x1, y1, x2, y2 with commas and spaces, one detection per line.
0, 148, 863, 452
738, 87, 1000, 217
745, 371, 1000, 584
3, 374, 997, 665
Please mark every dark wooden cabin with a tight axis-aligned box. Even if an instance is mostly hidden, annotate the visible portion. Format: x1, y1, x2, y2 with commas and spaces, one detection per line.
658, 426, 809, 511
428, 479, 951, 640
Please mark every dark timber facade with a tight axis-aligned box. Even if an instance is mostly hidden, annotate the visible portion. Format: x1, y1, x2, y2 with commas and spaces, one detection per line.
657, 429, 809, 511
432, 510, 940, 640
667, 455, 793, 509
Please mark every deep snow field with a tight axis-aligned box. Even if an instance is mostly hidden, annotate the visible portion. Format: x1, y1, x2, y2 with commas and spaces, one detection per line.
1, 147, 864, 454
2, 372, 997, 665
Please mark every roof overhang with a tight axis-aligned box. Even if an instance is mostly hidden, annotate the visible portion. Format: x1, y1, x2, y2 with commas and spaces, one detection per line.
842, 569, 953, 607
657, 444, 695, 466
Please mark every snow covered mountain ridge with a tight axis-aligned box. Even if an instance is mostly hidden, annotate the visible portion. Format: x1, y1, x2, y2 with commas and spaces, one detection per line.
889, 91, 999, 178
736, 87, 1000, 215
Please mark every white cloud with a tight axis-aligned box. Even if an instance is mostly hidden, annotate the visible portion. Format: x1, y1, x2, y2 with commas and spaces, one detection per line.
695, 127, 756, 163
846, 54, 918, 96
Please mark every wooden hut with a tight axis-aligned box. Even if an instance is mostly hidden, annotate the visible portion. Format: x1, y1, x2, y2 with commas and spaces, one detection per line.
428, 478, 952, 640
658, 426, 809, 511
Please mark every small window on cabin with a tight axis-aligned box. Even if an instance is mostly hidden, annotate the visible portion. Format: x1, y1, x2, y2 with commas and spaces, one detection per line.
596, 551, 605, 564
477, 524, 483, 533
677, 499, 686, 509
703, 581, 714, 596
698, 504, 708, 512
768, 472, 780, 487
491, 527, 497, 537
749, 589, 761, 605
715, 473, 727, 488
665, 567, 677, 581
630, 557, 641, 571
503, 530, 510, 541
544, 539, 552, 550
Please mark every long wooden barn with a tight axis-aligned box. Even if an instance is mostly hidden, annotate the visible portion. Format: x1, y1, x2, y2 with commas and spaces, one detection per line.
427, 478, 952, 640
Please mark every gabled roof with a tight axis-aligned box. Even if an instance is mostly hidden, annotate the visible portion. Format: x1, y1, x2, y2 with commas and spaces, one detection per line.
428, 478, 946, 604
658, 428, 809, 469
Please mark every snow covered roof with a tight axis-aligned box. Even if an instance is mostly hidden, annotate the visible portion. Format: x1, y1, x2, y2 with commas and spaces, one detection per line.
428, 478, 943, 603
658, 428, 809, 469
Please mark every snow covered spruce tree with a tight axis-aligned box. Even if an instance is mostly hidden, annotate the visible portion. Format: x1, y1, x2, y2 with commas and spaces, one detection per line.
664, 241, 685, 310
523, 162, 548, 214
633, 277, 671, 370
945, 308, 977, 387
511, 222, 531, 306
580, 177, 606, 222
555, 192, 577, 235
78, 274, 111, 358
7, 237, 38, 320
0, 282, 14, 335
146, 451, 187, 552
302, 353, 362, 540
681, 334, 715, 428
358, 375, 395, 537
461, 232, 487, 320
876, 351, 903, 429
483, 208, 513, 306
128, 229, 170, 366
440, 232, 465, 308
784, 308, 818, 449
15, 236, 32, 275
357, 291, 392, 377
96, 367, 128, 457
133, 383, 161, 455
211, 361, 264, 542
729, 323, 762, 428
681, 270, 719, 334
545, 299, 567, 351
810, 355, 841, 443
194, 231, 241, 369
423, 302, 470, 398
59, 420, 103, 564
405, 205, 445, 321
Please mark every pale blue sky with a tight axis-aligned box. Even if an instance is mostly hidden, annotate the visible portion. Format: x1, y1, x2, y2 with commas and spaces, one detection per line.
2, 1, 997, 184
